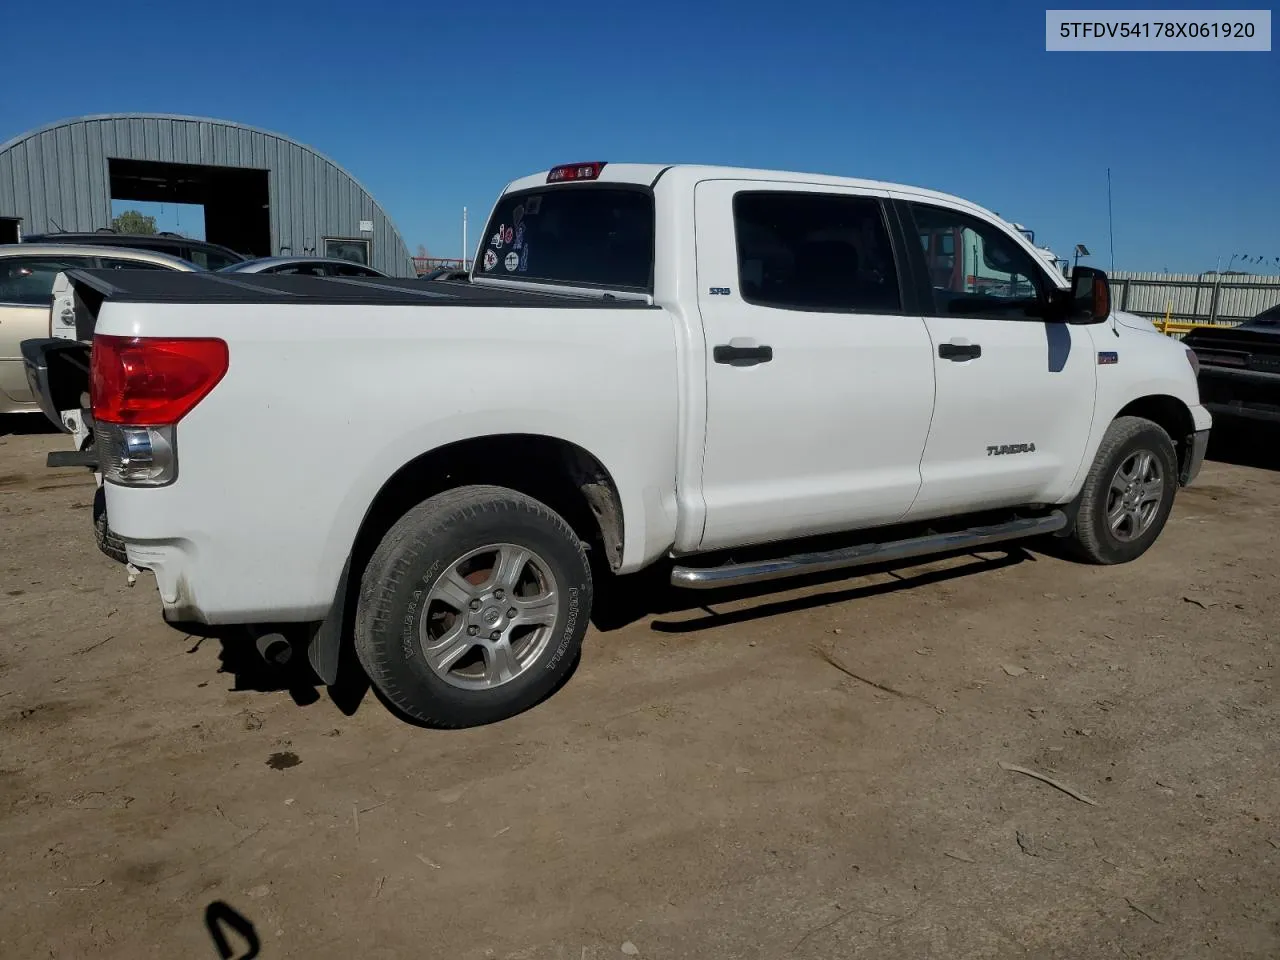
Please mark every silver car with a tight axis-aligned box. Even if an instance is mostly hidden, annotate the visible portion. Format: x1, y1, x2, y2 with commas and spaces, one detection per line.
0, 244, 199, 414
219, 257, 387, 278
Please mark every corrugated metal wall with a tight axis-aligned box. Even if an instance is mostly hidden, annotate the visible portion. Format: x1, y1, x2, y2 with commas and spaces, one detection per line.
1106, 271, 1280, 325
0, 114, 414, 276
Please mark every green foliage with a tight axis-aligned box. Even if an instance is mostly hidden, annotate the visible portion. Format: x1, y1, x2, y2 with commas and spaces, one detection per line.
111, 210, 157, 235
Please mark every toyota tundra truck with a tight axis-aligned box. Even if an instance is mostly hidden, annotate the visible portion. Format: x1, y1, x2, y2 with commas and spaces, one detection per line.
22, 162, 1212, 727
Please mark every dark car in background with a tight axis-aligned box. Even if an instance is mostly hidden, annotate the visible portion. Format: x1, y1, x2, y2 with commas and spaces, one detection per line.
1184, 304, 1280, 424
22, 231, 246, 271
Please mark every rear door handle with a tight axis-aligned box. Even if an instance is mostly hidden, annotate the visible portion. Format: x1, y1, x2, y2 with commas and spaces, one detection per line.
713, 340, 773, 367
938, 340, 981, 361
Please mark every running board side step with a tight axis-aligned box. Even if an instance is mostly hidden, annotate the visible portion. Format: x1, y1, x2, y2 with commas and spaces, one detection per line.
669, 511, 1068, 590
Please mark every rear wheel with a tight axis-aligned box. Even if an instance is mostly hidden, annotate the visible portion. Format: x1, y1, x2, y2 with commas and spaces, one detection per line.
354, 485, 592, 727
1067, 416, 1178, 564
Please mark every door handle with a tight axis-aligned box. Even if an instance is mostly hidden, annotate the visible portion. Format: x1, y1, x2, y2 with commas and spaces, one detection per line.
938, 341, 981, 361
713, 341, 773, 367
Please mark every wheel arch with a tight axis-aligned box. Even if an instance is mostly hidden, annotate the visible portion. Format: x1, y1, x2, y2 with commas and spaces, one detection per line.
307, 433, 625, 686
1115, 394, 1197, 480
352, 433, 625, 576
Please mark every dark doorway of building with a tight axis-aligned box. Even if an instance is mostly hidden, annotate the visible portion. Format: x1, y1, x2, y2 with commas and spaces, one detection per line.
109, 158, 271, 258
0, 217, 20, 244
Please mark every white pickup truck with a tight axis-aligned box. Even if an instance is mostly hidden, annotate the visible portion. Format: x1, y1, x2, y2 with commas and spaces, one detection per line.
23, 162, 1211, 727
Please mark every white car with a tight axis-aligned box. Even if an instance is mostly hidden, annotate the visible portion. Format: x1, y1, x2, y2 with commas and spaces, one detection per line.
0, 244, 197, 414
25, 162, 1211, 728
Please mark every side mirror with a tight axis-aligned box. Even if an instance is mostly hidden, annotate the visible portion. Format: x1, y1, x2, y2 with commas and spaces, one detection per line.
1068, 266, 1111, 324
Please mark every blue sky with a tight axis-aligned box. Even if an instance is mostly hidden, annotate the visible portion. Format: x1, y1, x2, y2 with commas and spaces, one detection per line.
4, 0, 1276, 273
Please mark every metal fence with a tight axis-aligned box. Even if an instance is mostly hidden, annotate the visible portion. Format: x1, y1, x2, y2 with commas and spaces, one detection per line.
413, 257, 471, 274
1106, 271, 1280, 326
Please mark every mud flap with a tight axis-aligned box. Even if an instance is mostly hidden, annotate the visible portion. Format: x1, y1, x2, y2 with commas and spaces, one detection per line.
306, 558, 350, 686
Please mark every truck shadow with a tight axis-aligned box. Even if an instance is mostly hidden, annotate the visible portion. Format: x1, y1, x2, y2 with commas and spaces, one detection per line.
181, 545, 1031, 724
0, 413, 59, 438
1205, 419, 1280, 471
179, 625, 372, 717
593, 546, 1033, 634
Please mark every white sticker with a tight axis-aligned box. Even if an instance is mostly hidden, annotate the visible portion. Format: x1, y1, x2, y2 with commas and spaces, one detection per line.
504, 251, 520, 271
483, 250, 498, 271
490, 231, 502, 249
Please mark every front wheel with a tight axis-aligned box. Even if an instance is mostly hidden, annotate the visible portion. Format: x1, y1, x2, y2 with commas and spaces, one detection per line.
1066, 416, 1178, 565
354, 485, 592, 728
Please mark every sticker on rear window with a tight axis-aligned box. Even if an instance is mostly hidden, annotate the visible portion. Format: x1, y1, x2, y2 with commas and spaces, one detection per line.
524, 196, 541, 215
483, 250, 498, 271
504, 251, 519, 271
489, 230, 502, 249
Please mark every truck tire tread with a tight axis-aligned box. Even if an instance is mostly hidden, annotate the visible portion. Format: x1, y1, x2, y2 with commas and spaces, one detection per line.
93, 487, 129, 565
1067, 415, 1178, 565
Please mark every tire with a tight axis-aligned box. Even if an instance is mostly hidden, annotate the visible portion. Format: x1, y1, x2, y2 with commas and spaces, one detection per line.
1067, 416, 1178, 565
92, 486, 129, 565
354, 485, 592, 728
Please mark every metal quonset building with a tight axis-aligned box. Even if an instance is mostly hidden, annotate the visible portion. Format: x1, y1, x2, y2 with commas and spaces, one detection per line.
0, 113, 414, 276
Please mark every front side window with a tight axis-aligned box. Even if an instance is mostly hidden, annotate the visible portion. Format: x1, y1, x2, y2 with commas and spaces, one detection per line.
733, 192, 901, 313
908, 203, 1047, 319
0, 256, 94, 305
477, 187, 654, 291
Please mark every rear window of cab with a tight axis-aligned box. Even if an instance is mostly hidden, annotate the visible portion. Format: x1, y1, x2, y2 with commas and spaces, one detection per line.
476, 186, 654, 292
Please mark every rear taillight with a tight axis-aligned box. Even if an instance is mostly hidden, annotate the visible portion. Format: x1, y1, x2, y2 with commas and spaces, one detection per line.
91, 335, 228, 426
90, 336, 228, 487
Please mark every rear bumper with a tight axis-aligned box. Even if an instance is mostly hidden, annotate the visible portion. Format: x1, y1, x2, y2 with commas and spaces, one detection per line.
106, 474, 340, 626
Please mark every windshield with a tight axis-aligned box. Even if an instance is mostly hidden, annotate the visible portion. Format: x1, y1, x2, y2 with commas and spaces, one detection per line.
476, 186, 653, 292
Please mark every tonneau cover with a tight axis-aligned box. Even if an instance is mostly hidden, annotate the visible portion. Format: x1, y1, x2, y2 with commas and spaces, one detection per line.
61, 268, 654, 309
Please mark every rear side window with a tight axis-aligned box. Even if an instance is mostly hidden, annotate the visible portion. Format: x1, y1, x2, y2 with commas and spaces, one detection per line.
198, 249, 242, 271
330, 263, 383, 277
477, 187, 653, 291
0, 256, 94, 304
100, 257, 175, 271
733, 192, 901, 313
268, 263, 327, 277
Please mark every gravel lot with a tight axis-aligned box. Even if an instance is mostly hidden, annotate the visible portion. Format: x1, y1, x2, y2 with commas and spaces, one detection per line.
2, 419, 1278, 959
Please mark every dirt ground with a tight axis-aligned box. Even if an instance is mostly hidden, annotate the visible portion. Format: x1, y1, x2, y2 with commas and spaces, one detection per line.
1, 419, 1278, 960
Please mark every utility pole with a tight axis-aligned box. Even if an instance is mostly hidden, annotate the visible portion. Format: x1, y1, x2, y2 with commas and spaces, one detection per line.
462, 207, 468, 268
